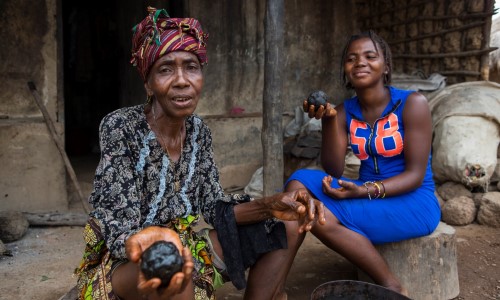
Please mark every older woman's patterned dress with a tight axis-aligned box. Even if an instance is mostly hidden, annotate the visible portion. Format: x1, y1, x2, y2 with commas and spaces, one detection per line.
76, 104, 243, 300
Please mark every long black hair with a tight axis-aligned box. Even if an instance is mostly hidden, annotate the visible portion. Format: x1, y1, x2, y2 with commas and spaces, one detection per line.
340, 30, 393, 89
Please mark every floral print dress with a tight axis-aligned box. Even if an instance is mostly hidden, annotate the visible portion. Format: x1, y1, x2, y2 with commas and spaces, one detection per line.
76, 104, 240, 300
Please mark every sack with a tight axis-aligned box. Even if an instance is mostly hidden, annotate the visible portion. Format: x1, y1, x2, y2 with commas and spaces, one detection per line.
428, 81, 500, 189
244, 167, 263, 198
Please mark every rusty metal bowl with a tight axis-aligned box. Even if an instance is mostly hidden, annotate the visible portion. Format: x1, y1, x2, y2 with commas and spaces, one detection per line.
311, 280, 411, 300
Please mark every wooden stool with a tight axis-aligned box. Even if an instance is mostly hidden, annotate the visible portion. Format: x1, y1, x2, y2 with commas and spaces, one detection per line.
357, 222, 459, 300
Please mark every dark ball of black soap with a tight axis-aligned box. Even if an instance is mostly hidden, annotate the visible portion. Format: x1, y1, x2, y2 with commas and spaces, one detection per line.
140, 241, 184, 288
307, 90, 329, 111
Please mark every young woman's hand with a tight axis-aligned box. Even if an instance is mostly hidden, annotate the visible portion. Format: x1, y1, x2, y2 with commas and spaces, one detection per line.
322, 176, 364, 199
125, 227, 194, 299
303, 101, 337, 120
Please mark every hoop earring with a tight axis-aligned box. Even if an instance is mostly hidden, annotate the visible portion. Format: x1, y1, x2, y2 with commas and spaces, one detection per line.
384, 73, 389, 85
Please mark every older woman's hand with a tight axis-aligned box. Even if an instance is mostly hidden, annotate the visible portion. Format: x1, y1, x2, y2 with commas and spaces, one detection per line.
303, 101, 337, 120
267, 189, 326, 233
125, 226, 194, 299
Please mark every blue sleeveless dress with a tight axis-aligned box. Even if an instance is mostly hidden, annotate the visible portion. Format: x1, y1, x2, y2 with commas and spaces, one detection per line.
286, 86, 440, 244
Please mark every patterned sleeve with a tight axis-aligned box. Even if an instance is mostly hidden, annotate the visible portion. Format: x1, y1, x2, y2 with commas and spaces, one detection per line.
89, 112, 143, 259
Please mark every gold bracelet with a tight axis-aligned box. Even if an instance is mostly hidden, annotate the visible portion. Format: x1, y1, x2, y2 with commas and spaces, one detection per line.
372, 182, 381, 199
379, 181, 386, 198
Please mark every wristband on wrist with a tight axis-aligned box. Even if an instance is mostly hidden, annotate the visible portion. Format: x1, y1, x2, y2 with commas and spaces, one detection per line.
363, 181, 372, 200
363, 181, 382, 200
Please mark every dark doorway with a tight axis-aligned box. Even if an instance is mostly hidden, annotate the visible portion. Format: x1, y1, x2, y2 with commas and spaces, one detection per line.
62, 1, 185, 156
62, 0, 121, 155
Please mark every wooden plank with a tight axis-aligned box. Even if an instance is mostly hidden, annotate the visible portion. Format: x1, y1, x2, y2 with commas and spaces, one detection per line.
262, 0, 285, 196
24, 212, 88, 227
480, 0, 495, 80
27, 82, 91, 213
370, 12, 495, 30
393, 48, 496, 59
388, 22, 486, 45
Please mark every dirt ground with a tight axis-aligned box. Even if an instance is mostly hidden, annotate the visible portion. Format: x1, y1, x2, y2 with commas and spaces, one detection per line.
0, 223, 499, 300
0, 157, 499, 300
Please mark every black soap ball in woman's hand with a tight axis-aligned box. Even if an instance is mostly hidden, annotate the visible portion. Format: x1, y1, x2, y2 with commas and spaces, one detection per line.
307, 90, 329, 111
140, 241, 184, 288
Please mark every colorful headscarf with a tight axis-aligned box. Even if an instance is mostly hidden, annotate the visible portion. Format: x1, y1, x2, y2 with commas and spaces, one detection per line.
130, 7, 208, 81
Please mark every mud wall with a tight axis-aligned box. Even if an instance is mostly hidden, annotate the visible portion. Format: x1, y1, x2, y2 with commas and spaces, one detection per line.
0, 0, 357, 212
0, 0, 68, 212
4, 0, 495, 211
184, 0, 354, 115
354, 0, 495, 84
7, 0, 495, 211
181, 0, 355, 187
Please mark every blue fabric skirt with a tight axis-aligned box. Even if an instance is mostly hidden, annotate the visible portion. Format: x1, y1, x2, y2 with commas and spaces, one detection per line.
286, 169, 441, 244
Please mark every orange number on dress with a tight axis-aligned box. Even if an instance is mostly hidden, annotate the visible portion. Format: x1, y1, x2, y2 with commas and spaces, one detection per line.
349, 120, 369, 160
374, 113, 403, 157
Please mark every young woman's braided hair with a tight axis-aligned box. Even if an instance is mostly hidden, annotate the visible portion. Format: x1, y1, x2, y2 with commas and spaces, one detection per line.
340, 30, 393, 89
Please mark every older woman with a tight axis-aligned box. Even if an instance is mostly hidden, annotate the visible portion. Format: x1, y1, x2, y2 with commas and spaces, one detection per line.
75, 7, 323, 300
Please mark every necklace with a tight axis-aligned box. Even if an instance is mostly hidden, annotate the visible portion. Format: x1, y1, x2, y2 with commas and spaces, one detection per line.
151, 103, 183, 192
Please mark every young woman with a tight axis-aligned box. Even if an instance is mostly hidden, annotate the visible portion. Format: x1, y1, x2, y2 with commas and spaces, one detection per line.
285, 31, 441, 295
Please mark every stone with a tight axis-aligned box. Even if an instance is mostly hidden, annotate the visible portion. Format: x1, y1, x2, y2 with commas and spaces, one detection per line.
441, 196, 477, 226
477, 192, 500, 228
436, 182, 472, 201
0, 211, 29, 243
141, 241, 183, 287
307, 90, 329, 111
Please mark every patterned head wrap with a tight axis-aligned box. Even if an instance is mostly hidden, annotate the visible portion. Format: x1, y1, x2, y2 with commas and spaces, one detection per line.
131, 7, 208, 81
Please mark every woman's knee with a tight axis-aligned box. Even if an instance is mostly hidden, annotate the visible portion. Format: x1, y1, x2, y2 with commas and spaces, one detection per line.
284, 179, 306, 192
284, 220, 305, 249
310, 209, 342, 236
111, 262, 140, 298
